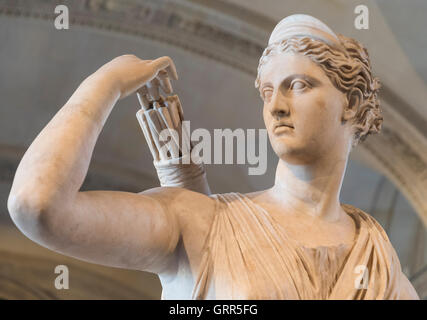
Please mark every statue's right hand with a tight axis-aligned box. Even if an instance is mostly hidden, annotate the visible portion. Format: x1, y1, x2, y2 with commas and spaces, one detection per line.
93, 55, 178, 99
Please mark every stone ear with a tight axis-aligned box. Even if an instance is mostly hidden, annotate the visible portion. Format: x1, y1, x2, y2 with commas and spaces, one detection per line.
342, 88, 362, 122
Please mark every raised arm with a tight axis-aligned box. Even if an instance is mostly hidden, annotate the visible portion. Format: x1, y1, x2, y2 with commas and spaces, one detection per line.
7, 55, 193, 274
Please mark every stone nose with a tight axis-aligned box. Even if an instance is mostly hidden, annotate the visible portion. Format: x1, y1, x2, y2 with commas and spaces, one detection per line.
271, 109, 290, 121
270, 93, 290, 120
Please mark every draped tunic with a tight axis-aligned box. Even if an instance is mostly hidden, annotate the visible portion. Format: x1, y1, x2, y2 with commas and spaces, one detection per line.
189, 192, 418, 300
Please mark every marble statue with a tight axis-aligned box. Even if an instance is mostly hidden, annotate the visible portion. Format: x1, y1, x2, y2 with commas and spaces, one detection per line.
7, 14, 419, 299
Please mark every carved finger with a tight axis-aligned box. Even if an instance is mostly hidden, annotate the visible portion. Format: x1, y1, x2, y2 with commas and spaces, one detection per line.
136, 86, 151, 110
136, 110, 159, 161
147, 78, 161, 101
157, 70, 173, 94
150, 56, 178, 80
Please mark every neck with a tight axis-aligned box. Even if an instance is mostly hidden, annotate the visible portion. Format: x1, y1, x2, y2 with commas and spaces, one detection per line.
271, 148, 350, 222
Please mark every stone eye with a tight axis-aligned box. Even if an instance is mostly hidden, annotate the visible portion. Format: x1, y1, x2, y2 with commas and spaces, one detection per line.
290, 79, 308, 91
262, 88, 273, 100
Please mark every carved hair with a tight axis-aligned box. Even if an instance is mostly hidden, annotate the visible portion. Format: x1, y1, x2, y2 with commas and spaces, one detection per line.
255, 35, 382, 145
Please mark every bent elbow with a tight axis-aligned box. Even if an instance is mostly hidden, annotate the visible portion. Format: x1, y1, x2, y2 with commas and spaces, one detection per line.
7, 190, 51, 242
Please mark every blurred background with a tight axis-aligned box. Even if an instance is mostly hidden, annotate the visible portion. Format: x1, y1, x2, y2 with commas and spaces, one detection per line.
0, 0, 426, 299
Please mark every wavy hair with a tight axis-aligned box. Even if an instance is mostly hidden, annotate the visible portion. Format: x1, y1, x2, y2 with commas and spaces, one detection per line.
255, 35, 382, 145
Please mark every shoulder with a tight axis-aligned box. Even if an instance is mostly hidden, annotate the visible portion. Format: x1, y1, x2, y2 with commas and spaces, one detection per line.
342, 203, 417, 296
341, 203, 391, 242
139, 187, 219, 231
342, 203, 404, 267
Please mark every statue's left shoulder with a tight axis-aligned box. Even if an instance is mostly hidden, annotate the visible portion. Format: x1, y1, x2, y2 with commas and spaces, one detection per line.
341, 203, 391, 243
341, 203, 420, 299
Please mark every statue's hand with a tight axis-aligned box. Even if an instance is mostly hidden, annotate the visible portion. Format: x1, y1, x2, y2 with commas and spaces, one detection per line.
136, 94, 190, 162
135, 81, 211, 195
93, 55, 178, 100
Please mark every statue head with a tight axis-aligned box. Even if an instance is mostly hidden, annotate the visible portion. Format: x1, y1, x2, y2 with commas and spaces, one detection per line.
255, 14, 382, 164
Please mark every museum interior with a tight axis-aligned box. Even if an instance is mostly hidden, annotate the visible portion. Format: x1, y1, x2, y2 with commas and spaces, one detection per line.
0, 0, 426, 299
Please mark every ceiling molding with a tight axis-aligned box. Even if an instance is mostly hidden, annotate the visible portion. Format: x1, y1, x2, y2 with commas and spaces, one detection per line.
185, 0, 275, 32
0, 0, 264, 74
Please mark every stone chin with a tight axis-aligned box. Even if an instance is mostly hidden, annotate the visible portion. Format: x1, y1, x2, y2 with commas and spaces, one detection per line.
269, 132, 321, 165
270, 127, 351, 165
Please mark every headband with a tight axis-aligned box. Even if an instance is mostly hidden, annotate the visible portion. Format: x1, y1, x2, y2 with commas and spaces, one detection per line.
268, 14, 345, 52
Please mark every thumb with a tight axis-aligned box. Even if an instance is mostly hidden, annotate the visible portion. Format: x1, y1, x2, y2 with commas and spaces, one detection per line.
150, 56, 178, 81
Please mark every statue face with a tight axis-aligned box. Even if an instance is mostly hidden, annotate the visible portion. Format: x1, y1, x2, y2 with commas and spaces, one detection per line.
258, 52, 351, 164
